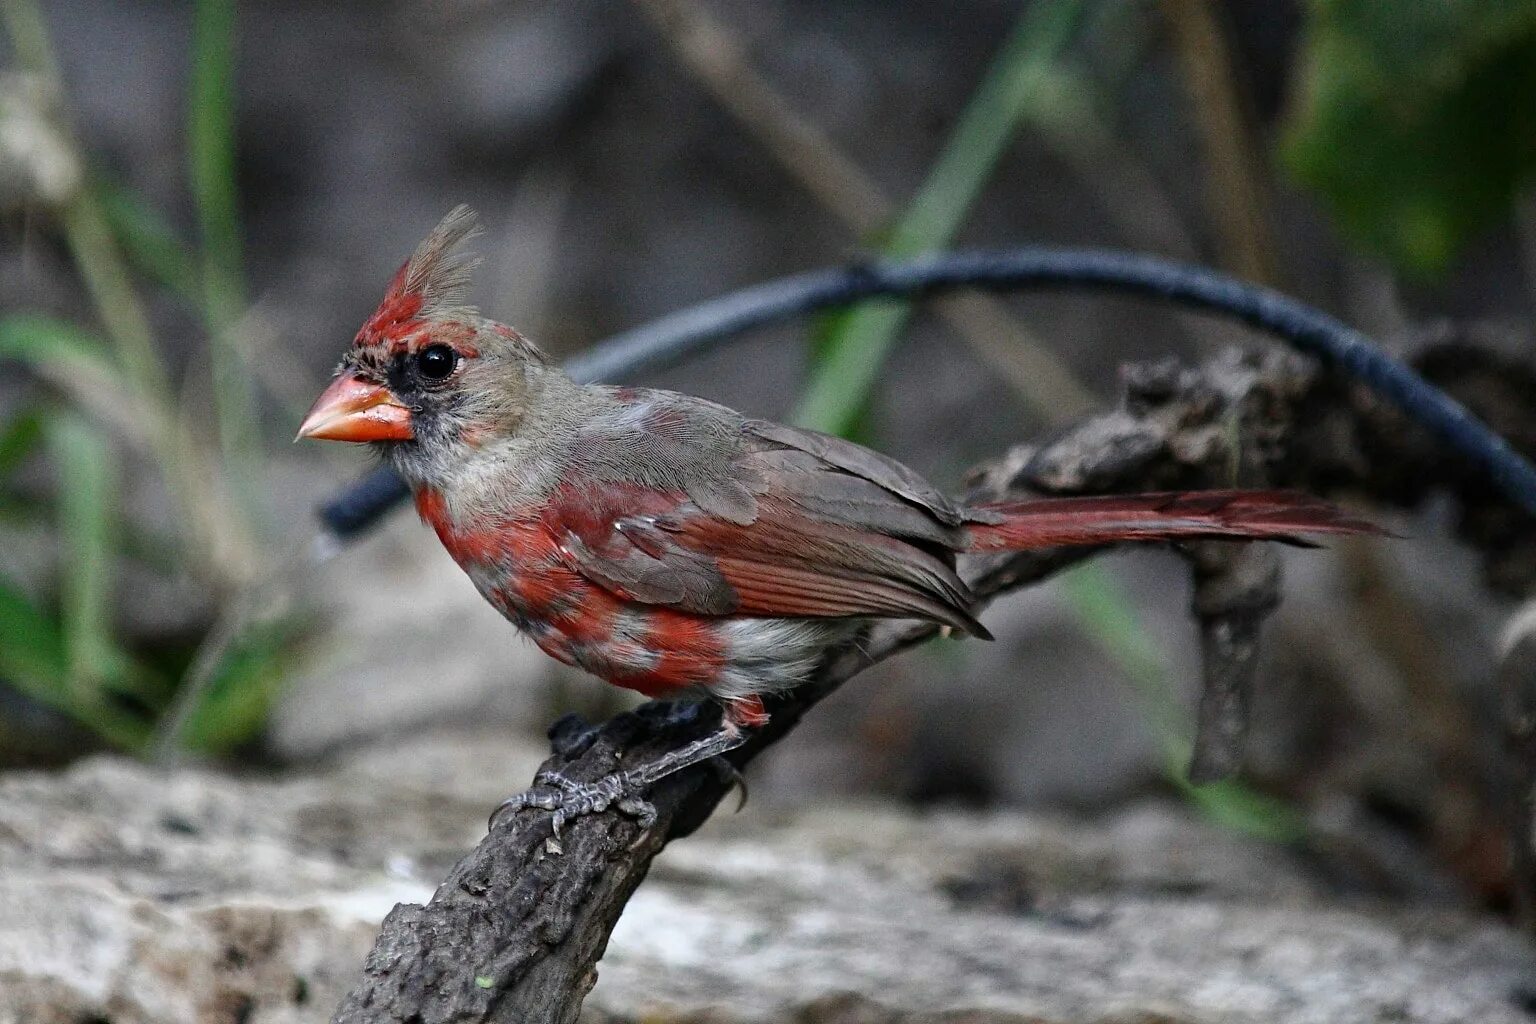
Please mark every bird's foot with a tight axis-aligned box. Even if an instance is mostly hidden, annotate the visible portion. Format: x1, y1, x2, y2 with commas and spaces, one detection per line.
490, 721, 750, 851
492, 767, 657, 842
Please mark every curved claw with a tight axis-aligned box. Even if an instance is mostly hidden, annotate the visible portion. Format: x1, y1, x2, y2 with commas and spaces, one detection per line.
708, 756, 749, 813
489, 786, 561, 830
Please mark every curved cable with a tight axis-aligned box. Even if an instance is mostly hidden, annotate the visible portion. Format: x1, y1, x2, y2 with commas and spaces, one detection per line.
319, 247, 1536, 537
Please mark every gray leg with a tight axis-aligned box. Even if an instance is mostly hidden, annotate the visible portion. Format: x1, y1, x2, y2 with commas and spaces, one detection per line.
492, 724, 748, 838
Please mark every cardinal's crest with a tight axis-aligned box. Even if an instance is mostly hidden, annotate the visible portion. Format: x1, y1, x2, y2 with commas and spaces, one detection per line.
356, 205, 482, 349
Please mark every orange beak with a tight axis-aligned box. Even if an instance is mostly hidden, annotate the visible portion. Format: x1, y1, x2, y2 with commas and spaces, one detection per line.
296, 370, 414, 442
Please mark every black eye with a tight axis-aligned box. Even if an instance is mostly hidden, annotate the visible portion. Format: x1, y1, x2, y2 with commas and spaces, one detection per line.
415, 344, 457, 381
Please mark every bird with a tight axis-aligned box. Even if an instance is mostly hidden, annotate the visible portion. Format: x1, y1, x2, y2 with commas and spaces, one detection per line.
298, 207, 1380, 832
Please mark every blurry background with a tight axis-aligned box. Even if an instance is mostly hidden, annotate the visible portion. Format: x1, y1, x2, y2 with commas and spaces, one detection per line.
1, 0, 1534, 906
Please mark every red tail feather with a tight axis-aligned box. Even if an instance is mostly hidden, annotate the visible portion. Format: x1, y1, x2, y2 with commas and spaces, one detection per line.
963, 489, 1383, 553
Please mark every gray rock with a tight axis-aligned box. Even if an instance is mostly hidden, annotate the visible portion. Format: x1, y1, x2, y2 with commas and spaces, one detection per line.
0, 729, 543, 1024
0, 728, 1529, 1023
593, 803, 1531, 1023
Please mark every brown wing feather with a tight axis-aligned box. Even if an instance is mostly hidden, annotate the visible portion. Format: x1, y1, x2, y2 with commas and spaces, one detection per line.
551, 399, 992, 634
745, 420, 967, 526
555, 489, 988, 635
670, 498, 988, 634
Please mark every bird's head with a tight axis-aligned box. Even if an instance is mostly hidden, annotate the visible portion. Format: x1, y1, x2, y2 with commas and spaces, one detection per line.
297, 206, 557, 481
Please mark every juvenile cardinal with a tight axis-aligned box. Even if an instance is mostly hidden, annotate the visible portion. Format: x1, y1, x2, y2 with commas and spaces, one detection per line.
300, 208, 1377, 830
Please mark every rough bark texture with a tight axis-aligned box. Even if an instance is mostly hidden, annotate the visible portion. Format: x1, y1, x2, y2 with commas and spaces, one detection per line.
1184, 542, 1280, 783
333, 342, 1536, 1024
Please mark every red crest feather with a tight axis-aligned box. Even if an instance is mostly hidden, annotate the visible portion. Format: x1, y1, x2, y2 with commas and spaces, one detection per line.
356, 205, 483, 348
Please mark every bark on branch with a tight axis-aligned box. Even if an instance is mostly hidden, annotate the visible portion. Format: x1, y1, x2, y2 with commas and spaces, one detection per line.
333, 339, 1536, 1024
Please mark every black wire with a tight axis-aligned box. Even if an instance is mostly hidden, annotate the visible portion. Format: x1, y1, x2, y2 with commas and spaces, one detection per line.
318, 247, 1536, 538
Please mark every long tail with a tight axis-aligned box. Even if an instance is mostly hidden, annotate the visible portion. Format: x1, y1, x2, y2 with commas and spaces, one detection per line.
963, 489, 1384, 552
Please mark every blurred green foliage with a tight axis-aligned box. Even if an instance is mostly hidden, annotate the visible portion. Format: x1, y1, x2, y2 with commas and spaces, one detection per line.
1283, 0, 1536, 277
190, 0, 260, 492
0, 0, 298, 758
98, 184, 203, 306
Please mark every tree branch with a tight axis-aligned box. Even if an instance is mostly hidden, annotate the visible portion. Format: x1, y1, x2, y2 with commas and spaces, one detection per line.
1183, 542, 1279, 783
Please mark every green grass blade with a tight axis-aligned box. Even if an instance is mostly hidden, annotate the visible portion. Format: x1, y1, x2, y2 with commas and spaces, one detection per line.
0, 576, 68, 701
889, 4, 1086, 253
97, 183, 203, 306
1055, 565, 1186, 741
189, 0, 245, 315
56, 193, 175, 409
0, 313, 112, 370
0, 0, 60, 84
189, 0, 260, 486
793, 0, 1086, 435
0, 573, 152, 750
177, 616, 297, 754
1176, 774, 1307, 843
38, 415, 162, 750
0, 408, 46, 480
0, 314, 170, 452
45, 413, 120, 700
7, 0, 256, 583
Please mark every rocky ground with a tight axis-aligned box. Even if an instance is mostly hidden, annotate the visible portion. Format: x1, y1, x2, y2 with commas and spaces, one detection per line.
0, 726, 1530, 1024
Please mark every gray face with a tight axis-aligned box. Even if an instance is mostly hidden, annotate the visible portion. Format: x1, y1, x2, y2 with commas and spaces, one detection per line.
349, 324, 548, 492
